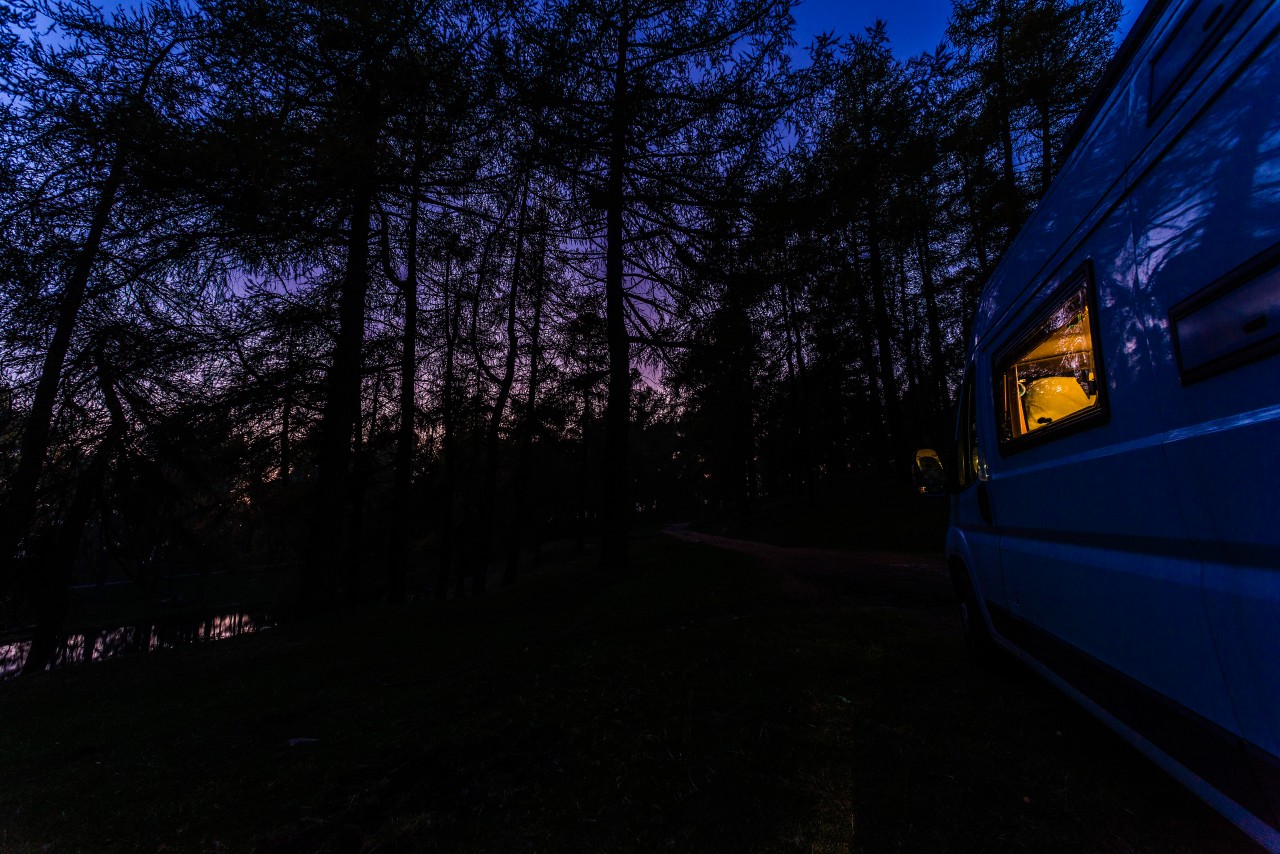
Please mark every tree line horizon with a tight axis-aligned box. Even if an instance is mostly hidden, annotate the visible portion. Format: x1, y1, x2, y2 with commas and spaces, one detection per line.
0, 0, 1121, 673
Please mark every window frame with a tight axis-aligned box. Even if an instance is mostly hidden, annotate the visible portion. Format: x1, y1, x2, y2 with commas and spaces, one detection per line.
992, 261, 1110, 456
953, 365, 978, 491
1147, 0, 1251, 125
1169, 239, 1280, 384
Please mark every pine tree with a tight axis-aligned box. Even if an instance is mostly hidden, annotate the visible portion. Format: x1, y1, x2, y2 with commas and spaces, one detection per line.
0, 0, 209, 623
200, 0, 489, 607
523, 0, 798, 570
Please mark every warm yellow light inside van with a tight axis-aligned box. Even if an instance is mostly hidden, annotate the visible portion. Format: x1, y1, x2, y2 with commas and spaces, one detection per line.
997, 285, 1100, 443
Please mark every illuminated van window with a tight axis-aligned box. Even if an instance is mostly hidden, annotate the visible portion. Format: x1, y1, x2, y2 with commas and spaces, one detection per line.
997, 284, 1103, 446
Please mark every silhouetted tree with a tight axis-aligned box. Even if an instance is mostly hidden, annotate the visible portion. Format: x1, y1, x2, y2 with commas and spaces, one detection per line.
201, 0, 489, 607
526, 0, 798, 569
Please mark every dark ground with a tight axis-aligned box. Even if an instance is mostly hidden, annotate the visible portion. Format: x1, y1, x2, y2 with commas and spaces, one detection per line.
0, 530, 1257, 852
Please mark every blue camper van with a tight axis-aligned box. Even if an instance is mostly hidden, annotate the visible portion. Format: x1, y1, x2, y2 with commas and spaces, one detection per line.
942, 0, 1280, 848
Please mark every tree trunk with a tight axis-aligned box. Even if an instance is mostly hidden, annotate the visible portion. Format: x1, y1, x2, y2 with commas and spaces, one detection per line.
304, 178, 372, 610
505, 229, 544, 586
778, 271, 814, 504
388, 159, 422, 605
995, 0, 1017, 193
865, 208, 906, 477
0, 39, 178, 592
0, 166, 122, 591
1039, 100, 1053, 195
576, 387, 592, 555
281, 331, 293, 482
847, 225, 887, 471
472, 180, 527, 596
601, 5, 631, 572
435, 257, 458, 602
959, 156, 993, 327
346, 371, 380, 603
22, 345, 125, 675
896, 247, 924, 445
915, 228, 949, 442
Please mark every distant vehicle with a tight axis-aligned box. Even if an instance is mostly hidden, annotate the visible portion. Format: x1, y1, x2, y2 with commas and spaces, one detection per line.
911, 448, 947, 495
922, 0, 1280, 848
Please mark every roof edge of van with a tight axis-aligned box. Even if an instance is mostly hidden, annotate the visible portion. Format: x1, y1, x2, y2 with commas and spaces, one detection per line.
970, 0, 1173, 353
1059, 0, 1173, 162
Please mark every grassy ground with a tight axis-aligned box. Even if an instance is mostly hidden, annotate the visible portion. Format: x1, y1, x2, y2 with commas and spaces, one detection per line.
0, 533, 1250, 853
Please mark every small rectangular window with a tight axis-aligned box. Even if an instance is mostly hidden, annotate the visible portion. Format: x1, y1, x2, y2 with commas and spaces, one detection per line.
995, 271, 1106, 450
1148, 0, 1250, 123
1171, 242, 1280, 383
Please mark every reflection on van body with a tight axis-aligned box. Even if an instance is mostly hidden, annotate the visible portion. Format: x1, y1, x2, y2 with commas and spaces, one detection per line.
948, 0, 1280, 849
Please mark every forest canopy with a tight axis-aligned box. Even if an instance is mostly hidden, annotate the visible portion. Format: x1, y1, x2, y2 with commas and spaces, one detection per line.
0, 0, 1121, 673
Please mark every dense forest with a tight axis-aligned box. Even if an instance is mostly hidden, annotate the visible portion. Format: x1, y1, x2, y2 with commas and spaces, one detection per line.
0, 0, 1120, 673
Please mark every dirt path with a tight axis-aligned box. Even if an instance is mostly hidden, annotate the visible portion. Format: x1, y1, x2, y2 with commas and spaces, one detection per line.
663, 524, 1257, 853
663, 523, 954, 610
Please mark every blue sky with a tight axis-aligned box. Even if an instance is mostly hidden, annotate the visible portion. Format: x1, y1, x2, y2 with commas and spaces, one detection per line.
789, 0, 1142, 59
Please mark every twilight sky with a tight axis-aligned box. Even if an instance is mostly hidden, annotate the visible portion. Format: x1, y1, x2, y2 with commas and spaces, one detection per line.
789, 0, 1142, 59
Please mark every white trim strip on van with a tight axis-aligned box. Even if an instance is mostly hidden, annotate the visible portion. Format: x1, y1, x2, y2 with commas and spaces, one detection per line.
1163, 401, 1280, 444
995, 402, 1280, 479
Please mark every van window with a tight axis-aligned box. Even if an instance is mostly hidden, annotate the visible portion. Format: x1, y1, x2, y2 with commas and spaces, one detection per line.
996, 278, 1105, 448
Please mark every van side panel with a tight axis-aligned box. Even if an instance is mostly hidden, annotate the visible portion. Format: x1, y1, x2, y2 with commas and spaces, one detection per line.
1128, 3, 1280, 797
970, 68, 1135, 351
953, 0, 1280, 844
987, 198, 1240, 734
